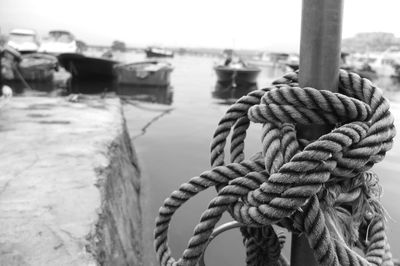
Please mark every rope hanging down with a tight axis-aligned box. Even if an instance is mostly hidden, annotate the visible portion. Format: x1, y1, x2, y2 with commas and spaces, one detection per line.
154, 69, 396, 266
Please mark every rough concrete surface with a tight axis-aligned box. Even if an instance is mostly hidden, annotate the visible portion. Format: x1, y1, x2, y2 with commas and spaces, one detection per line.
0, 96, 142, 265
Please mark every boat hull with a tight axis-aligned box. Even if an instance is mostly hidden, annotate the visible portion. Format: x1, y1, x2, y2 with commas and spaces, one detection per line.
214, 66, 261, 86
2, 52, 57, 82
58, 53, 118, 80
115, 61, 173, 87
19, 53, 58, 81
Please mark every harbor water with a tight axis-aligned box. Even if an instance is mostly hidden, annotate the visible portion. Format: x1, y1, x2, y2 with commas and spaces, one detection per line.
11, 52, 400, 265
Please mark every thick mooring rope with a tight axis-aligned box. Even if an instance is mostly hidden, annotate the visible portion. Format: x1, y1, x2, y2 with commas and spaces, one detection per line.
154, 70, 396, 266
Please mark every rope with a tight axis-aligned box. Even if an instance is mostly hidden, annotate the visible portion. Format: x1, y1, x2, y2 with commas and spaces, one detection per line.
12, 65, 33, 91
154, 70, 396, 266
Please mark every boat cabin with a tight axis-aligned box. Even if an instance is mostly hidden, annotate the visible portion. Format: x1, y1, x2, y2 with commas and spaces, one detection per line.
39, 30, 78, 54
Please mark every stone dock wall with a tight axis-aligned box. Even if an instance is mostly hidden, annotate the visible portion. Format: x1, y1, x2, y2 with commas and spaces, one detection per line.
0, 96, 143, 265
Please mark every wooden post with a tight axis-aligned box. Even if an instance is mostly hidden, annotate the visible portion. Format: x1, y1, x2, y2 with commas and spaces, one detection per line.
291, 0, 343, 265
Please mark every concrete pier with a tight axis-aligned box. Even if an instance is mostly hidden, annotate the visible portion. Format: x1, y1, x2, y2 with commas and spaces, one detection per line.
0, 96, 143, 265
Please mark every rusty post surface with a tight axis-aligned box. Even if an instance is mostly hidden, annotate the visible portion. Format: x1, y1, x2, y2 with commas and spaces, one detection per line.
291, 0, 343, 265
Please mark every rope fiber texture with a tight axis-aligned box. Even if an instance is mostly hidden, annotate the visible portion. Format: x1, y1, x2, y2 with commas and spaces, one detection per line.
154, 70, 396, 266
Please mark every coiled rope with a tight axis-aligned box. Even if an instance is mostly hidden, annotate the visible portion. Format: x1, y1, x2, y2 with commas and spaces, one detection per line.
154, 69, 396, 266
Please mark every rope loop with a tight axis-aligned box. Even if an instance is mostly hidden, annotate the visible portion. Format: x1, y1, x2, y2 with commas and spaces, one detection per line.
154, 70, 396, 266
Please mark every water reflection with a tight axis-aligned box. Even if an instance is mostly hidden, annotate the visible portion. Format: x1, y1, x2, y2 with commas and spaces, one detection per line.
212, 82, 257, 104
258, 64, 287, 78
67, 78, 115, 94
116, 84, 173, 105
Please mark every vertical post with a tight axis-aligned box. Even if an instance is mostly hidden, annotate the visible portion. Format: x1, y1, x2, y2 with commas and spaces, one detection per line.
0, 50, 3, 90
291, 0, 343, 265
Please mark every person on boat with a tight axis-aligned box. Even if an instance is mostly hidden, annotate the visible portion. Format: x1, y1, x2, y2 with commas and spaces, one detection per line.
101, 49, 113, 59
224, 55, 233, 66
223, 53, 247, 67
1, 45, 21, 80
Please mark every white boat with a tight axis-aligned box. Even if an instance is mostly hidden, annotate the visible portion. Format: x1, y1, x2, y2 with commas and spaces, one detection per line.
38, 30, 78, 55
7, 29, 39, 53
247, 52, 299, 71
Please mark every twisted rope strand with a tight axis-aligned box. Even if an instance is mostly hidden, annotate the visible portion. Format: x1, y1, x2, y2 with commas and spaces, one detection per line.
154, 159, 265, 265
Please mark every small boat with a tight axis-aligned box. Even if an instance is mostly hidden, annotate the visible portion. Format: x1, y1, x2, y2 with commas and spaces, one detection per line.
214, 64, 261, 86
38, 30, 78, 55
57, 53, 119, 81
114, 60, 173, 86
7, 29, 39, 54
145, 47, 174, 58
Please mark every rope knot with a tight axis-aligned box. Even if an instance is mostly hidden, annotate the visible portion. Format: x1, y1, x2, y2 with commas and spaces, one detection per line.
154, 70, 396, 266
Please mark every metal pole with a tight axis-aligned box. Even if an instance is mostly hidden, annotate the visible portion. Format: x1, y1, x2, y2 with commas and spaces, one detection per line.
0, 50, 3, 90
291, 0, 343, 265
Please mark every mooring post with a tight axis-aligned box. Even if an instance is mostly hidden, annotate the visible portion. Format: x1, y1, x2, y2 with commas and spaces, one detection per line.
0, 49, 3, 90
290, 0, 343, 265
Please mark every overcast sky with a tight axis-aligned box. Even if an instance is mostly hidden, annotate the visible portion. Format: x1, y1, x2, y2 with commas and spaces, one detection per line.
1, 0, 399, 52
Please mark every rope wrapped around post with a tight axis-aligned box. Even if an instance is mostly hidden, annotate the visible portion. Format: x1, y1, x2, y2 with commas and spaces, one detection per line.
154, 69, 396, 266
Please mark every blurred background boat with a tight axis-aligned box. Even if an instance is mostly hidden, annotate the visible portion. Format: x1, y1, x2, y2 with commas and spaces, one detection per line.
114, 60, 173, 87
6, 28, 39, 54
145, 47, 174, 58
214, 49, 261, 87
18, 53, 58, 81
1, 47, 57, 82
57, 52, 119, 81
247, 52, 299, 70
214, 64, 261, 87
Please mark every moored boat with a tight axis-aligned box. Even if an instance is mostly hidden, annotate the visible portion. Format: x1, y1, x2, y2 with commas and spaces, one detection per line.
57, 53, 119, 80
1, 48, 57, 82
145, 47, 174, 58
214, 64, 261, 86
114, 60, 173, 87
18, 53, 58, 81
